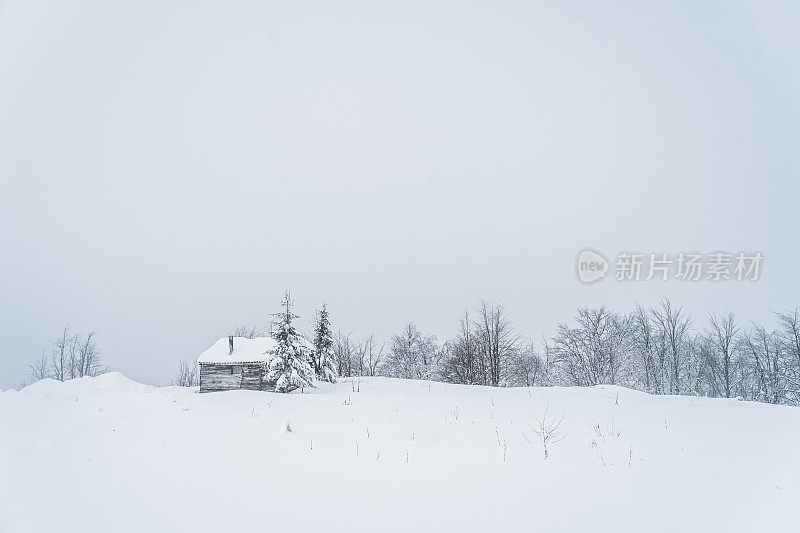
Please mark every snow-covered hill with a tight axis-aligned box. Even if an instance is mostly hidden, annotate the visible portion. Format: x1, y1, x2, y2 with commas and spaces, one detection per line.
1, 373, 799, 532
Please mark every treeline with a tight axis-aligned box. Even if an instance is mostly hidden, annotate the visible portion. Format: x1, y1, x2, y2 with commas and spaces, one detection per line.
324, 298, 800, 406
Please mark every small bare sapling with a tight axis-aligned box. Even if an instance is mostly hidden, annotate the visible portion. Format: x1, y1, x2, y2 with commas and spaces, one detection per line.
523, 405, 566, 460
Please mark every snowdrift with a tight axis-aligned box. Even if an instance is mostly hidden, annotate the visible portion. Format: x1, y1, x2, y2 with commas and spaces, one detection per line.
21, 371, 151, 394
1, 373, 799, 533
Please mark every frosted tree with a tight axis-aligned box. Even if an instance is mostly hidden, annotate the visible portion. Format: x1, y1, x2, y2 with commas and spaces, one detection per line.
551, 307, 631, 386
778, 309, 800, 404
385, 323, 438, 379
267, 292, 314, 392
312, 304, 337, 383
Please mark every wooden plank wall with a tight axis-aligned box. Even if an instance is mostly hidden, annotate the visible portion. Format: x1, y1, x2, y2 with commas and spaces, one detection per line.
199, 363, 240, 392
241, 364, 262, 390
199, 363, 277, 392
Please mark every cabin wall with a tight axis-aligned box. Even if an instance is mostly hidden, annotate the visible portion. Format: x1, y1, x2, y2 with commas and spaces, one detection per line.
241, 364, 263, 390
199, 363, 276, 392
199, 363, 241, 392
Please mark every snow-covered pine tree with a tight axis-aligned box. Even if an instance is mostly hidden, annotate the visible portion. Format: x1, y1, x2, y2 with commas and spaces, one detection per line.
266, 292, 315, 392
312, 304, 337, 383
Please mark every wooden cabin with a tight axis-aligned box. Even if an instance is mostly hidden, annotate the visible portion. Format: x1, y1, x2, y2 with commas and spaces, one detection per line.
197, 336, 278, 393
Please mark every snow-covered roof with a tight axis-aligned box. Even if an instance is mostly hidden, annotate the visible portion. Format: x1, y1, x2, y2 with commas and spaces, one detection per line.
197, 335, 317, 364
197, 337, 277, 364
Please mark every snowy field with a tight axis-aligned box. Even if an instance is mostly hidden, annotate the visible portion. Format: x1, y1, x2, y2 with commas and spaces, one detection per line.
2, 373, 799, 533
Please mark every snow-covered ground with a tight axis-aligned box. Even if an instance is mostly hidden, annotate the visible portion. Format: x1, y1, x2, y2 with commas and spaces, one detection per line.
1, 373, 799, 533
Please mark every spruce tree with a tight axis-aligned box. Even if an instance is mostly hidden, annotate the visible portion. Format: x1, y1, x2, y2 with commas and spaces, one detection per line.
313, 304, 337, 383
266, 291, 314, 392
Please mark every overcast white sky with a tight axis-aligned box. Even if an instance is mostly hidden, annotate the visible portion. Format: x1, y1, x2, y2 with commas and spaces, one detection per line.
1, 0, 798, 388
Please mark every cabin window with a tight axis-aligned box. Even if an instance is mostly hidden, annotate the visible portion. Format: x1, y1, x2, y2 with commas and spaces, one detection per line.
231, 365, 242, 375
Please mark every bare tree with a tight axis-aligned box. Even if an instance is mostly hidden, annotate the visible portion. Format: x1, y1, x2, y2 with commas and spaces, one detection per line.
230, 323, 261, 339
28, 351, 51, 382
27, 326, 106, 384
523, 405, 566, 460
742, 323, 783, 404
440, 310, 483, 385
67, 333, 80, 379
351, 338, 367, 377
705, 312, 740, 398
76, 331, 104, 377
51, 325, 75, 382
507, 343, 547, 387
475, 300, 519, 387
651, 298, 692, 395
333, 330, 356, 378
172, 361, 198, 387
359, 334, 384, 377
630, 304, 660, 393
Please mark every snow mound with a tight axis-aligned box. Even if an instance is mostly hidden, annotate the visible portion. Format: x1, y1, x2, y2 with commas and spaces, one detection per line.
81, 371, 150, 392
20, 378, 63, 393
23, 372, 151, 394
